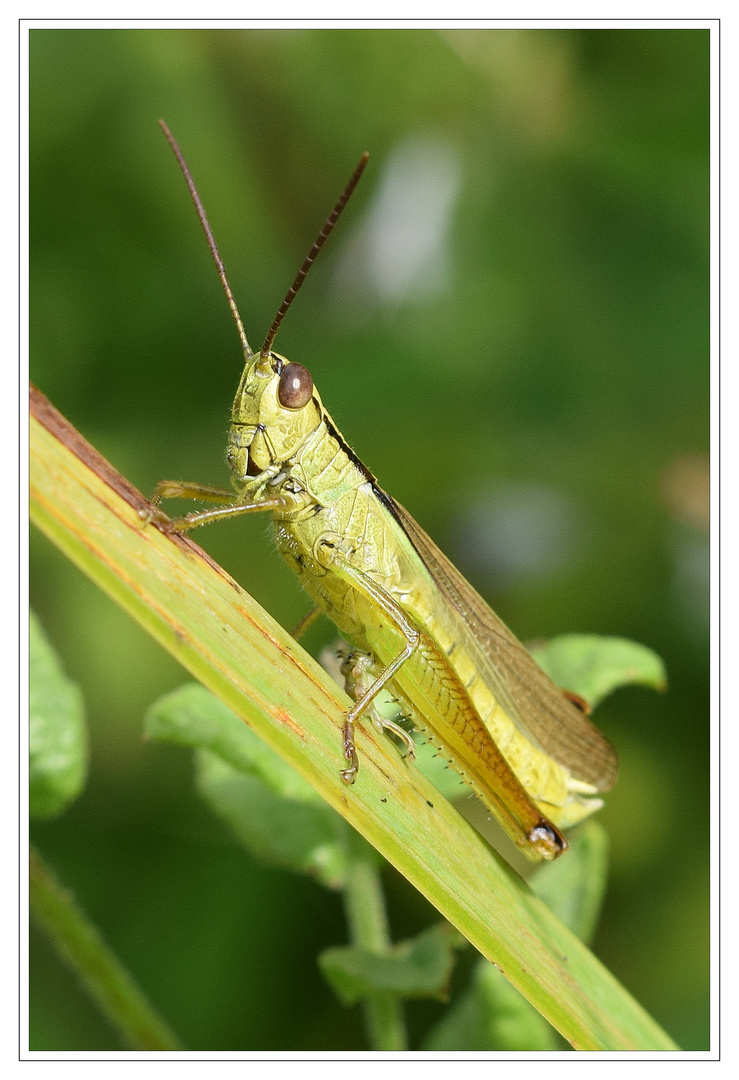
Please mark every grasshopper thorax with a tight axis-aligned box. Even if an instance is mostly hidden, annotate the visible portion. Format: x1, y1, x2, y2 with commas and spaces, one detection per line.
227, 351, 325, 479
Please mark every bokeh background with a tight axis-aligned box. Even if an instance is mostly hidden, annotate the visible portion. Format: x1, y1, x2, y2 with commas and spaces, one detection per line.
29, 27, 710, 1051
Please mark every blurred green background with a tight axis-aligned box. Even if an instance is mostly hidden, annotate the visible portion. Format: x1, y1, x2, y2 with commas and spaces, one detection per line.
29, 27, 710, 1051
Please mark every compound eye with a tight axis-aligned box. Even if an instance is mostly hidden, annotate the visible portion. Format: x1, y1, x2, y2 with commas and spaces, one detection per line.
278, 363, 314, 409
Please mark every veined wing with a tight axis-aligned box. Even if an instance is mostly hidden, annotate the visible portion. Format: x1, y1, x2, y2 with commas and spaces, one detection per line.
388, 497, 618, 792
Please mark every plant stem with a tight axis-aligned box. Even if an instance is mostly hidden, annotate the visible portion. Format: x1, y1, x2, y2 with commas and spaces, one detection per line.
29, 386, 680, 1050
29, 847, 183, 1051
343, 859, 407, 1051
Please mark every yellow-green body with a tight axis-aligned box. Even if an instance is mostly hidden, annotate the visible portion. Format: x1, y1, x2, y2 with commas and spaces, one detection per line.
273, 391, 593, 820
151, 128, 616, 862
218, 354, 611, 856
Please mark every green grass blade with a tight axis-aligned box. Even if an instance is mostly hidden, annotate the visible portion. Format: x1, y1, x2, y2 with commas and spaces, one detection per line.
29, 386, 678, 1051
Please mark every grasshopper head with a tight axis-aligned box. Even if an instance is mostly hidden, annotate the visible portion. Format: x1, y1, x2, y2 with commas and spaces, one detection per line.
227, 352, 324, 480
158, 126, 367, 485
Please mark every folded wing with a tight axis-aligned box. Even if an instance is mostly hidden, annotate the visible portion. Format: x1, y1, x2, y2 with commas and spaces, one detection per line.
390, 498, 618, 792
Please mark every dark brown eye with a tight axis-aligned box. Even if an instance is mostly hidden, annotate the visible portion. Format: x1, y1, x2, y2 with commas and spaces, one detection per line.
278, 363, 314, 409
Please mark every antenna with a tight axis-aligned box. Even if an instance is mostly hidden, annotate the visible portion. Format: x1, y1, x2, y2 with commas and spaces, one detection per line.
260, 152, 370, 360
159, 120, 253, 359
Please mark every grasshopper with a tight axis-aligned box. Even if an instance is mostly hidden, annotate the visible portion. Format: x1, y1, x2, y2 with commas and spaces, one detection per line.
147, 122, 617, 862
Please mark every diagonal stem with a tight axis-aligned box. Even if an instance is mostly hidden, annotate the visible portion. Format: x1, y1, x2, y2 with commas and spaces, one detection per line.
29, 848, 183, 1051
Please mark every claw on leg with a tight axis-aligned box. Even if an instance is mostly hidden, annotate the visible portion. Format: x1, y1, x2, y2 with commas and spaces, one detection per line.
139, 505, 171, 529
341, 717, 359, 784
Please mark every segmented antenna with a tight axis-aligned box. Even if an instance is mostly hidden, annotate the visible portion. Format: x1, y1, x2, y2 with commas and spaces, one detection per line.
159, 120, 253, 359
260, 151, 370, 359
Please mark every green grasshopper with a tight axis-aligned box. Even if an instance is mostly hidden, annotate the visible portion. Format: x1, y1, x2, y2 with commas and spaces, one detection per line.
148, 122, 617, 862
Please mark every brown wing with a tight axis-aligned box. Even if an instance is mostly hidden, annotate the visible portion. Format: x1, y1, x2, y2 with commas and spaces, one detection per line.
389, 497, 618, 792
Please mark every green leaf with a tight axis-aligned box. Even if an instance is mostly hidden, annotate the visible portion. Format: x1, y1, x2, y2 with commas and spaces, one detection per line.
29, 610, 87, 819
145, 683, 317, 803
146, 683, 378, 887
319, 922, 465, 1006
195, 750, 351, 889
530, 819, 610, 945
422, 957, 558, 1051
530, 634, 667, 709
